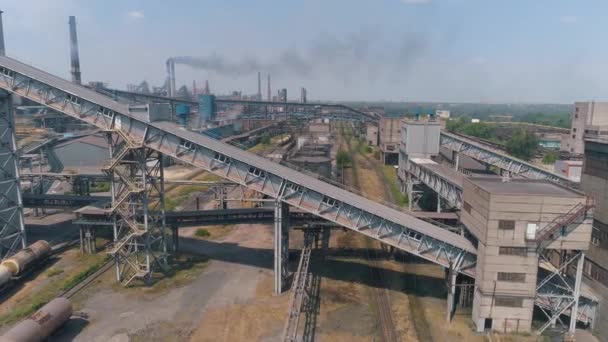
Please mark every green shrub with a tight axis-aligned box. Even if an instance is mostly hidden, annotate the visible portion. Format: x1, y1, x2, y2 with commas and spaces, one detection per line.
195, 229, 211, 238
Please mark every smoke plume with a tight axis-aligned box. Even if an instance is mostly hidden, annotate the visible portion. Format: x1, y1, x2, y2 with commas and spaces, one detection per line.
170, 30, 427, 83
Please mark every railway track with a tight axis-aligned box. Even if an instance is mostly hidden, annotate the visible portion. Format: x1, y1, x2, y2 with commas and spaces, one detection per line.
58, 259, 114, 299
339, 124, 399, 342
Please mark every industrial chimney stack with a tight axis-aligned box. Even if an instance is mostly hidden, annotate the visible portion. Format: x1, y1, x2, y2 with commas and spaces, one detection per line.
166, 58, 176, 97
267, 74, 271, 101
257, 71, 262, 101
68, 16, 81, 84
0, 11, 5, 56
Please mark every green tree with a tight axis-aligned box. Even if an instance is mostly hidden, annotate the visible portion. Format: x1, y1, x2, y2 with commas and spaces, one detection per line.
542, 152, 558, 165
506, 130, 538, 160
260, 134, 271, 145
336, 150, 351, 169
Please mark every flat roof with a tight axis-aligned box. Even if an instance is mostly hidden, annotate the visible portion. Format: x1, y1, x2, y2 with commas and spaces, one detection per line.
468, 178, 582, 197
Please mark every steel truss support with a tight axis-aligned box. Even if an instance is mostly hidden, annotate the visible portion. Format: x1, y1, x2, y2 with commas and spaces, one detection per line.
446, 262, 456, 323
440, 131, 571, 185
535, 251, 592, 334
105, 132, 168, 286
0, 91, 25, 260
405, 160, 462, 209
274, 200, 290, 294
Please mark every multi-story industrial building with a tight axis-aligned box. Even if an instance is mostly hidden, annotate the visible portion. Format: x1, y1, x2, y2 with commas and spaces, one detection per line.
581, 135, 608, 338
365, 123, 378, 146
461, 177, 592, 333
378, 116, 402, 165
561, 102, 608, 155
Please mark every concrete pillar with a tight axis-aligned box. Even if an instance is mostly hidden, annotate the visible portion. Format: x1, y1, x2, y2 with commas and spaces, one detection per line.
274, 200, 289, 294
437, 193, 442, 213
446, 264, 456, 323
453, 151, 460, 170
569, 252, 585, 334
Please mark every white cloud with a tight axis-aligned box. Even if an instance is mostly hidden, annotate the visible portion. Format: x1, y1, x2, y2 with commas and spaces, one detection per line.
559, 15, 578, 24
401, 0, 431, 4
128, 10, 144, 19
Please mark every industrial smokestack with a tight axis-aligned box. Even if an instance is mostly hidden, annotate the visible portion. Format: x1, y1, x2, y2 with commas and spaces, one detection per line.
0, 11, 5, 57
68, 16, 81, 84
257, 71, 261, 101
166, 58, 176, 97
267, 74, 271, 101
204, 80, 210, 95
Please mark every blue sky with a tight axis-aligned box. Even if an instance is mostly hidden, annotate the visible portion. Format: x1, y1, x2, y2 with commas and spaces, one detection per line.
2, 0, 607, 103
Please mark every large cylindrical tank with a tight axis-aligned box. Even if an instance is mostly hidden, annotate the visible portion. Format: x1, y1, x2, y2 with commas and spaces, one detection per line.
1, 241, 51, 276
175, 104, 190, 126
0, 298, 72, 342
0, 265, 11, 287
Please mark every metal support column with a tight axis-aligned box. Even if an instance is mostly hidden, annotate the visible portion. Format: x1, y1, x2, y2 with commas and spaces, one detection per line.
446, 263, 456, 322
274, 200, 290, 294
104, 132, 168, 286
569, 252, 585, 334
0, 91, 26, 260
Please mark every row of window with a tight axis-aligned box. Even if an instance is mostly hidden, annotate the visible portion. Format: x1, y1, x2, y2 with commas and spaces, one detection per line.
583, 259, 608, 286
0, 67, 14, 78
494, 296, 523, 308
497, 272, 526, 283
498, 247, 527, 256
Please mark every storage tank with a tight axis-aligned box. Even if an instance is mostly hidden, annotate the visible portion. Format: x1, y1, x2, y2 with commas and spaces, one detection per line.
199, 94, 216, 125
1, 241, 51, 276
175, 104, 190, 126
0, 297, 72, 342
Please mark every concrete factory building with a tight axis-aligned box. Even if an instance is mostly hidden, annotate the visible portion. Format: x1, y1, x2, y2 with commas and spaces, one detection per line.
378, 116, 402, 165
562, 101, 608, 155
461, 178, 592, 333
581, 135, 608, 337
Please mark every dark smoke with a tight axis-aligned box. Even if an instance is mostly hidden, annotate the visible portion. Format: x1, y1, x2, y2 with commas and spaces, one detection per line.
170, 30, 427, 83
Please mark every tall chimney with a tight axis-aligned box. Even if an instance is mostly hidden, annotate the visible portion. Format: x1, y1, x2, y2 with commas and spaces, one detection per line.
267, 74, 271, 101
68, 16, 81, 84
166, 58, 176, 97
257, 71, 261, 101
192, 80, 197, 97
204, 80, 210, 95
0, 11, 5, 56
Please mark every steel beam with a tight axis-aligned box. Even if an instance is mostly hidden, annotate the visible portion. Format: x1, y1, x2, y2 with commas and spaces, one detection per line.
274, 200, 290, 294
405, 159, 462, 209
0, 91, 25, 260
440, 132, 572, 185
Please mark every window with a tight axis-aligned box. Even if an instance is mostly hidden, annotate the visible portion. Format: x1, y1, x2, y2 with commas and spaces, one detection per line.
213, 153, 229, 163
494, 296, 523, 308
179, 140, 195, 151
0, 67, 14, 77
499, 247, 527, 256
286, 183, 302, 193
463, 202, 472, 214
498, 220, 515, 230
248, 166, 266, 178
572, 128, 577, 132
98, 107, 114, 119
572, 134, 576, 139
497, 272, 526, 282
322, 196, 338, 207
66, 94, 82, 105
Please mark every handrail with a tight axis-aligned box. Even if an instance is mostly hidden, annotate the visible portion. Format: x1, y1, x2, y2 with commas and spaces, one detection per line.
535, 198, 594, 242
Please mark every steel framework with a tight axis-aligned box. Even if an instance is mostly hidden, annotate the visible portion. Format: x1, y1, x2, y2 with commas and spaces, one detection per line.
0, 91, 25, 260
405, 158, 462, 209
440, 132, 572, 185
103, 131, 168, 286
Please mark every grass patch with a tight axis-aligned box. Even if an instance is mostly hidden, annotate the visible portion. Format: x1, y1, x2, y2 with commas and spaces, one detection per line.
381, 165, 408, 206
0, 252, 108, 327
125, 254, 209, 293
90, 182, 111, 193
194, 228, 211, 238
46, 268, 64, 277
61, 255, 110, 291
